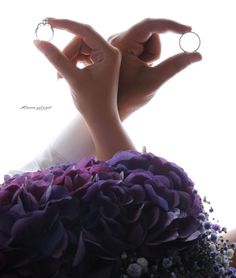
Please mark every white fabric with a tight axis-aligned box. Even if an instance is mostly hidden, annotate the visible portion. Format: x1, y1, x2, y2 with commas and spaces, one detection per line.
8, 115, 94, 176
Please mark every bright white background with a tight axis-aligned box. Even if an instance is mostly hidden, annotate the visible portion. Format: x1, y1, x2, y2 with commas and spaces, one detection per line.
0, 0, 235, 229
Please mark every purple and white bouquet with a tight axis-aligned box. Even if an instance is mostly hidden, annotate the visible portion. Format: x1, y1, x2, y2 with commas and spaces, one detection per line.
0, 151, 235, 277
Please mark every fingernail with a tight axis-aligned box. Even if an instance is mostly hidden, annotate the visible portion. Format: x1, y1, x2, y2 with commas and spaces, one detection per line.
185, 25, 192, 31
189, 52, 202, 62
57, 72, 62, 80
33, 40, 42, 49
44, 17, 55, 20
45, 17, 56, 22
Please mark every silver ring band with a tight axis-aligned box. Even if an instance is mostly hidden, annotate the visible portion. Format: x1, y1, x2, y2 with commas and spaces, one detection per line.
179, 31, 201, 53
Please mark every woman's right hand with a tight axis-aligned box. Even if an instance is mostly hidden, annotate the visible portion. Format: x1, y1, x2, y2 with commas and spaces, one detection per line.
108, 18, 202, 119
61, 18, 202, 120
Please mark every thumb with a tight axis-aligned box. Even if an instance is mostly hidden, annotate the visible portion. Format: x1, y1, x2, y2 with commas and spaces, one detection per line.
147, 52, 202, 90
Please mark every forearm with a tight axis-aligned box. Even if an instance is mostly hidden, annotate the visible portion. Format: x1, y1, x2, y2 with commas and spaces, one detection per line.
84, 111, 136, 160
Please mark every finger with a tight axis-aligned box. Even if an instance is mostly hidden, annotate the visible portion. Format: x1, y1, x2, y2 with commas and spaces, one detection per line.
139, 33, 161, 63
57, 36, 92, 79
62, 36, 92, 60
73, 53, 92, 66
146, 52, 202, 89
46, 18, 109, 50
63, 37, 92, 66
130, 18, 192, 42
57, 53, 92, 79
34, 40, 80, 85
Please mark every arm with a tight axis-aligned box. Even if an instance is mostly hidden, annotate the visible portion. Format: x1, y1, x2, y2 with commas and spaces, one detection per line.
34, 18, 135, 161
84, 111, 135, 161
24, 18, 201, 170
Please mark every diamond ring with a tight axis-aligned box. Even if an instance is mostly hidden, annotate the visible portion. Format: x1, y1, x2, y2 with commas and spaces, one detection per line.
35, 19, 54, 41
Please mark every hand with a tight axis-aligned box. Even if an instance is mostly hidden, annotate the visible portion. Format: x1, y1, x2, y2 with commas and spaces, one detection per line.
34, 18, 135, 160
34, 18, 121, 121
109, 18, 202, 119
61, 18, 202, 120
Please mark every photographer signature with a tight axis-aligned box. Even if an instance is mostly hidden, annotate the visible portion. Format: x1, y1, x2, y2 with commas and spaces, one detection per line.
20, 105, 52, 111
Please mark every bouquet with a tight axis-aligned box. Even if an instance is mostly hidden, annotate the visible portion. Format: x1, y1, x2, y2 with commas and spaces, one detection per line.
0, 151, 235, 277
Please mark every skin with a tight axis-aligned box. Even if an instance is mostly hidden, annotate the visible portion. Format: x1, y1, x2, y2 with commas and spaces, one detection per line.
60, 18, 202, 120
34, 18, 135, 160
224, 228, 236, 267
34, 18, 236, 268
35, 18, 202, 161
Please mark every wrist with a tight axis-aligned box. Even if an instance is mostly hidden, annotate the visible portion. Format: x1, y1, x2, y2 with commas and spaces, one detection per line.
118, 96, 130, 121
119, 106, 133, 121
84, 111, 136, 160
118, 100, 137, 122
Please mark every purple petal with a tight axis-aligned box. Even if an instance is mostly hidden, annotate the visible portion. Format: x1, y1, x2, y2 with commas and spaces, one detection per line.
99, 191, 120, 218
73, 232, 86, 266
82, 184, 99, 202
144, 184, 169, 211
145, 206, 160, 230
107, 150, 140, 166
121, 203, 145, 224
125, 171, 154, 184
147, 230, 179, 245
177, 191, 191, 211
52, 231, 68, 258
128, 222, 145, 247
88, 264, 114, 278
178, 218, 201, 239
128, 184, 146, 204
168, 170, 182, 187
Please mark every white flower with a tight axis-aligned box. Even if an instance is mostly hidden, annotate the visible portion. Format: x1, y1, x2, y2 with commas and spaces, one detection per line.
226, 248, 234, 259
126, 263, 142, 277
137, 257, 148, 268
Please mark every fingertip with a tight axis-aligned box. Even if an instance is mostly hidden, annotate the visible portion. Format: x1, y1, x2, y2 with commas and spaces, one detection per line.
33, 39, 47, 47
44, 17, 56, 23
57, 72, 63, 80
33, 40, 45, 52
184, 25, 192, 31
33, 40, 50, 53
188, 52, 202, 62
33, 39, 41, 47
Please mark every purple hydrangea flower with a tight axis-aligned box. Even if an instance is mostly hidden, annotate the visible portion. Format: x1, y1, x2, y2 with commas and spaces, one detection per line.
0, 151, 213, 277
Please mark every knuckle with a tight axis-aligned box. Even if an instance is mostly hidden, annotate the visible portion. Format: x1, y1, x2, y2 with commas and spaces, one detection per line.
141, 18, 154, 27
110, 47, 121, 60
107, 33, 118, 44
91, 50, 103, 63
82, 23, 94, 32
108, 33, 124, 49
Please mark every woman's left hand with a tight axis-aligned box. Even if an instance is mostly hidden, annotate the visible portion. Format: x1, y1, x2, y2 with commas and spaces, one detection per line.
34, 18, 135, 160
34, 18, 121, 121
